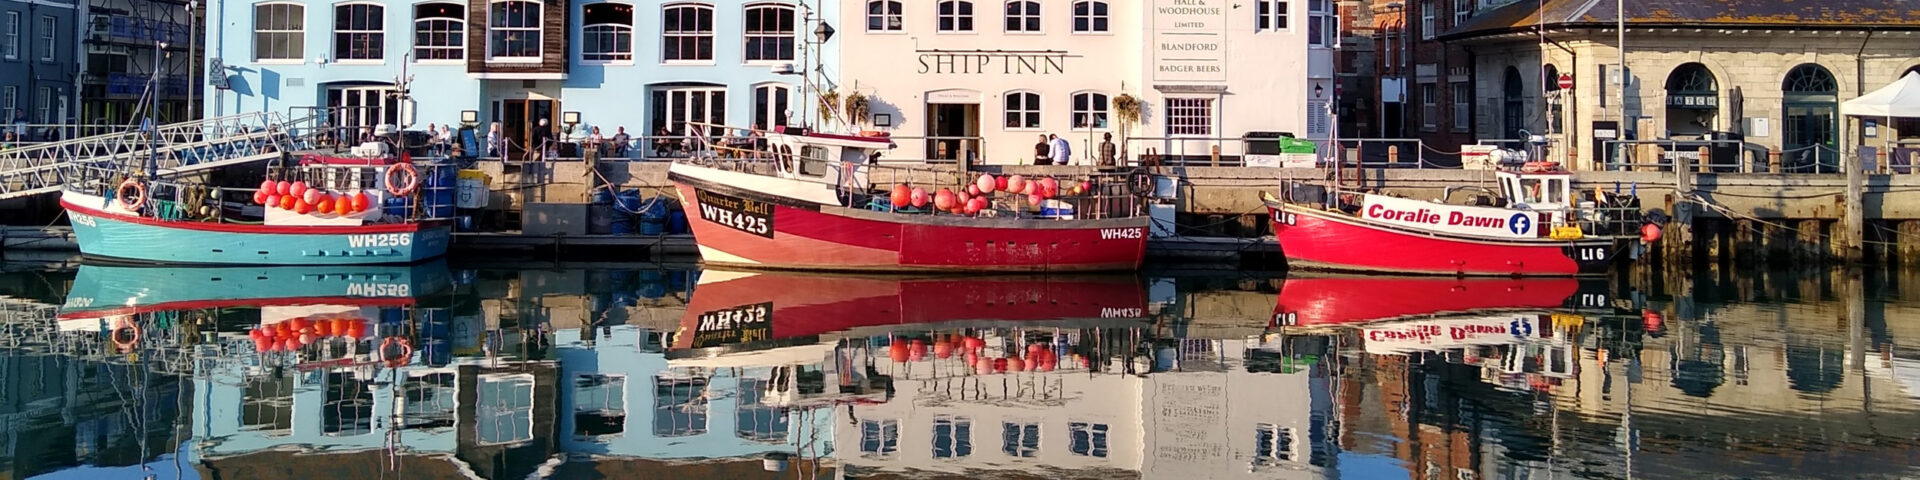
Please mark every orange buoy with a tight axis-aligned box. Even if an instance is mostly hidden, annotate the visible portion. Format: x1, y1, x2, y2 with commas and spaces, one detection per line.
974, 358, 994, 375
253, 190, 270, 205
1007, 175, 1027, 195
910, 187, 930, 208
1038, 177, 1059, 198
890, 184, 911, 209
934, 341, 955, 358
888, 342, 910, 362
1008, 357, 1027, 372
278, 194, 297, 210
934, 188, 958, 211
962, 336, 985, 350
350, 192, 371, 212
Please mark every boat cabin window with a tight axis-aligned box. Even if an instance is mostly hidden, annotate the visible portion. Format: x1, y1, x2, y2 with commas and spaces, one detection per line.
799, 146, 833, 177
1517, 178, 1544, 205
1546, 178, 1565, 204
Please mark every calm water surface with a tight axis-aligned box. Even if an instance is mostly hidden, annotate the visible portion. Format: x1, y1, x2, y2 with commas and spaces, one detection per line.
0, 262, 1918, 480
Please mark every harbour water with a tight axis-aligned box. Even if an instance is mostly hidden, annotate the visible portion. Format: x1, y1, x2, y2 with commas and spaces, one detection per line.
0, 263, 1917, 479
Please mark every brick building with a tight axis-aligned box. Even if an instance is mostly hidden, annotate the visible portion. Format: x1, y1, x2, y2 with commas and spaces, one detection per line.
1369, 0, 1481, 163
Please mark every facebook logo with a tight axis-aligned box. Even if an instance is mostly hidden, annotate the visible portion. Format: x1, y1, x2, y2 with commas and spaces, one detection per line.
1508, 213, 1532, 235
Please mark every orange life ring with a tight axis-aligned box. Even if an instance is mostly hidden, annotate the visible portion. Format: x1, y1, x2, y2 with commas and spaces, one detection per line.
385, 163, 420, 197
110, 321, 141, 351
379, 337, 414, 368
117, 179, 148, 211
1521, 161, 1557, 173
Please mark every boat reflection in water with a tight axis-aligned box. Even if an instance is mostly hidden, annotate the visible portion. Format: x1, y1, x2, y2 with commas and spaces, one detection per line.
18, 265, 1920, 479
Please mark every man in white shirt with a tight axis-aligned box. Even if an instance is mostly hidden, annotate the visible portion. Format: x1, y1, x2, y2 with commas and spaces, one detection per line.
1049, 134, 1073, 166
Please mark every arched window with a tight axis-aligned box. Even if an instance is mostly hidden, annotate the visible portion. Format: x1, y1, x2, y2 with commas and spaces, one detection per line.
1072, 0, 1108, 32
1663, 63, 1718, 135
333, 3, 383, 61
413, 3, 465, 61
937, 0, 973, 32
1782, 63, 1838, 172
1004, 1, 1039, 33
1071, 91, 1108, 129
743, 4, 794, 62
1502, 66, 1524, 140
662, 3, 714, 62
252, 2, 305, 60
488, 0, 542, 60
866, 0, 903, 31
1004, 91, 1040, 129
582, 3, 634, 61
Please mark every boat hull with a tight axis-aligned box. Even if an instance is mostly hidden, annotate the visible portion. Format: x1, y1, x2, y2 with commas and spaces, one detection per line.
1269, 204, 1625, 276
671, 168, 1148, 272
61, 192, 451, 265
1271, 274, 1601, 328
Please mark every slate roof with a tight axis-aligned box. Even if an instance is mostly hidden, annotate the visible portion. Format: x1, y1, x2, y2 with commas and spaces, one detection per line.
1442, 0, 1920, 40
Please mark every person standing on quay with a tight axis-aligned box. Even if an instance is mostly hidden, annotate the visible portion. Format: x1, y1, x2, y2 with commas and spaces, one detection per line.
1049, 134, 1072, 166
1098, 132, 1117, 167
1033, 134, 1052, 165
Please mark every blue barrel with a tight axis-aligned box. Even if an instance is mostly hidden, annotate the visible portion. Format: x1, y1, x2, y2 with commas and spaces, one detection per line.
608, 270, 634, 290
669, 269, 691, 292
379, 307, 406, 327
668, 210, 689, 234
592, 188, 615, 205
615, 189, 643, 213
610, 215, 635, 234
638, 198, 668, 235
383, 196, 414, 218
638, 270, 667, 299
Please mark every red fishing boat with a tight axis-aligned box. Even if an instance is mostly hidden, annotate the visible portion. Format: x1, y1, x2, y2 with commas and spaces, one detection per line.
668, 124, 1152, 272
666, 270, 1148, 358
1262, 162, 1652, 276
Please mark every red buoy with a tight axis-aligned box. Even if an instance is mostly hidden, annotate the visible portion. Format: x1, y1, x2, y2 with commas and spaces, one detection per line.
890, 184, 911, 209
889, 342, 910, 362
934, 188, 958, 211
1641, 223, 1663, 243
910, 187, 930, 208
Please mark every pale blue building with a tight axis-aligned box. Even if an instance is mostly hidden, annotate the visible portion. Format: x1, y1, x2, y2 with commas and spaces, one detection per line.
202, 0, 837, 158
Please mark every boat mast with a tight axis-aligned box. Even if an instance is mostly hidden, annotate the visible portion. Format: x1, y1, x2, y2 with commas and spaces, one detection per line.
146, 40, 166, 179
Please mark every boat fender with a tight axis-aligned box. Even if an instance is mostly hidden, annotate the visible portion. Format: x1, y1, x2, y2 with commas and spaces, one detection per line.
386, 163, 421, 197
110, 322, 141, 351
117, 179, 148, 211
380, 337, 415, 368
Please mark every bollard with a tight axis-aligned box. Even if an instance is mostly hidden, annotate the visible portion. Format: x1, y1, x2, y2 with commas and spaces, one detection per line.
1210, 144, 1221, 167
1769, 149, 1782, 173
1388, 145, 1400, 166
1878, 149, 1890, 174
1697, 146, 1711, 174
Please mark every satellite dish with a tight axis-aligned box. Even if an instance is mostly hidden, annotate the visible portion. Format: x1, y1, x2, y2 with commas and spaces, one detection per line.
770, 63, 798, 75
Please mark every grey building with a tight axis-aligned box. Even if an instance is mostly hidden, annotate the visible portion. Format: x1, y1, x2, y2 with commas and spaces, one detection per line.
0, 0, 80, 139
80, 0, 197, 126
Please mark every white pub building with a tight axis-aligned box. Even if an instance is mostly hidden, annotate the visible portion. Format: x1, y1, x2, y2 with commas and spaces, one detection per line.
835, 0, 1332, 165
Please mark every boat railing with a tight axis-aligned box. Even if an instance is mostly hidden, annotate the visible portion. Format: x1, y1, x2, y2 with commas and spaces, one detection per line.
68, 157, 452, 224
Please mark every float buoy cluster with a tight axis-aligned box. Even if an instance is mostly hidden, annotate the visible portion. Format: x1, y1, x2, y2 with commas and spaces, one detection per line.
253, 180, 373, 216
888, 334, 1078, 374
247, 316, 368, 352
887, 173, 1094, 216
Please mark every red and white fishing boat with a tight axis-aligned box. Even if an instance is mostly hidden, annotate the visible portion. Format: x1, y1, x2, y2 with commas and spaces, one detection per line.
1262, 162, 1653, 276
668, 124, 1152, 272
1269, 274, 1599, 329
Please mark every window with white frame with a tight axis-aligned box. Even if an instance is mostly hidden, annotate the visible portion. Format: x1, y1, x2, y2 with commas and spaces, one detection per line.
37, 15, 53, 61
937, 0, 973, 32
651, 86, 727, 137
1254, 0, 1286, 31
1004, 91, 1039, 129
743, 4, 794, 62
413, 3, 465, 60
322, 372, 374, 436
1, 86, 15, 123
1452, 0, 1471, 27
1419, 0, 1433, 39
581, 3, 634, 62
1072, 92, 1108, 129
1420, 82, 1436, 129
753, 84, 790, 128
653, 374, 708, 437
734, 378, 789, 442
572, 374, 625, 438
866, 0, 902, 31
1452, 82, 1470, 131
252, 3, 305, 61
399, 372, 457, 431
1307, 0, 1332, 47
1069, 422, 1109, 457
333, 4, 383, 61
933, 416, 973, 458
478, 374, 535, 445
662, 3, 714, 62
1071, 1, 1106, 32
3, 12, 17, 60
1002, 422, 1040, 458
34, 87, 49, 123
860, 419, 899, 457
1004, 1, 1039, 33
488, 0, 542, 61
1166, 98, 1213, 136
1253, 423, 1297, 465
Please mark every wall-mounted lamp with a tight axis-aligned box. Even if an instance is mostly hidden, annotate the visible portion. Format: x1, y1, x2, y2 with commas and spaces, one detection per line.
563, 111, 581, 125
460, 109, 479, 127
1314, 84, 1324, 98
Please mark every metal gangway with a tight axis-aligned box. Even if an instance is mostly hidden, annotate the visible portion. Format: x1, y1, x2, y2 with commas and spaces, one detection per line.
0, 112, 311, 201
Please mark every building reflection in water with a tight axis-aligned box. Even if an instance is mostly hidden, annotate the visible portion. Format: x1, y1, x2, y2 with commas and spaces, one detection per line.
1, 266, 1919, 478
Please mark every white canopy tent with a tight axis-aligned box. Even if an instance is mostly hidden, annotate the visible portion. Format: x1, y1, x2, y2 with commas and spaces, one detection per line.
1842, 71, 1920, 118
